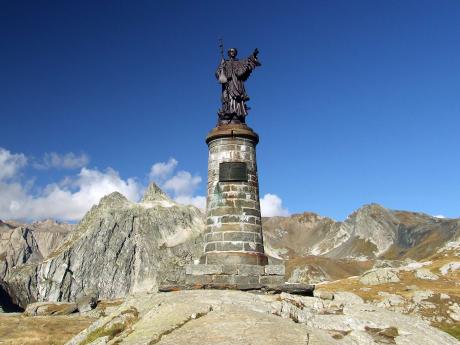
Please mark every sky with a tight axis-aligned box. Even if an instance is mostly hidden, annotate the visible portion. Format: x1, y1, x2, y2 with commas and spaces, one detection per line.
1, 0, 459, 222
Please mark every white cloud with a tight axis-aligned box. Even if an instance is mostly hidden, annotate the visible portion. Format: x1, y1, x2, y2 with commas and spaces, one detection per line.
0, 147, 143, 221
0, 149, 290, 221
149, 159, 205, 210
163, 171, 202, 196
174, 195, 206, 210
149, 158, 178, 181
34, 152, 90, 169
0, 167, 142, 221
260, 193, 289, 217
0, 148, 27, 181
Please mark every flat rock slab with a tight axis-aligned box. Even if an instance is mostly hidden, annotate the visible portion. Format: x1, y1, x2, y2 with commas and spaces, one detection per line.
158, 283, 314, 296
66, 290, 459, 345
155, 305, 325, 345
24, 301, 78, 316
265, 283, 315, 296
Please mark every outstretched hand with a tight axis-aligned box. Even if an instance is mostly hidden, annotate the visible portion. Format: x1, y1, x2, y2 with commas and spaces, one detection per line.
253, 48, 259, 57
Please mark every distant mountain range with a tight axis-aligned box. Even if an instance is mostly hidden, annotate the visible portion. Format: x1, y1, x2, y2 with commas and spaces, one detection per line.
264, 203, 459, 261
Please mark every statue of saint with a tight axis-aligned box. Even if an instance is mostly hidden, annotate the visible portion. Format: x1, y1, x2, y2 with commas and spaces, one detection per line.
215, 47, 261, 125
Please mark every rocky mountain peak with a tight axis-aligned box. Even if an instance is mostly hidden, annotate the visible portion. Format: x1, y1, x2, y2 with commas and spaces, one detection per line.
348, 203, 390, 218
141, 182, 170, 203
97, 191, 130, 209
293, 212, 325, 224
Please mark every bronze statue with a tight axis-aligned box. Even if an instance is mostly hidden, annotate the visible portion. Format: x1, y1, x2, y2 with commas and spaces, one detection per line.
216, 47, 261, 125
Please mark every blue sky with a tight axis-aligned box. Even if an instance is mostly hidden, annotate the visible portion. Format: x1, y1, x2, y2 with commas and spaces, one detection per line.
1, 0, 459, 221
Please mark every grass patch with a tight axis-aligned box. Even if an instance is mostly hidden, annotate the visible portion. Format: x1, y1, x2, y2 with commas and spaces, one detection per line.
438, 324, 460, 340
0, 314, 95, 345
80, 307, 139, 345
81, 323, 126, 345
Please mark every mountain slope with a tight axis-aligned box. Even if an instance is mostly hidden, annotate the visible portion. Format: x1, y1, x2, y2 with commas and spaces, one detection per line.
2, 183, 205, 308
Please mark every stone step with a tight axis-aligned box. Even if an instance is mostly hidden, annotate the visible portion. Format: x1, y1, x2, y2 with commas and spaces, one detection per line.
185, 263, 285, 276
158, 283, 315, 296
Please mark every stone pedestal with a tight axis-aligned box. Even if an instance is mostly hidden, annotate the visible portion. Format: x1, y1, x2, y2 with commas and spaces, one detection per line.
201, 124, 268, 266
180, 124, 285, 290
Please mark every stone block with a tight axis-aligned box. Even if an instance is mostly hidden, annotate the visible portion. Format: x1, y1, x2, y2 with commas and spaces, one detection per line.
206, 232, 223, 242
205, 243, 216, 252
204, 252, 267, 265
264, 265, 285, 276
243, 243, 264, 253
216, 242, 244, 251
242, 208, 260, 216
259, 275, 285, 286
234, 275, 260, 285
220, 215, 242, 223
212, 274, 237, 285
224, 232, 255, 242
209, 207, 239, 217
238, 264, 265, 276
221, 264, 238, 275
185, 274, 213, 285
185, 264, 223, 276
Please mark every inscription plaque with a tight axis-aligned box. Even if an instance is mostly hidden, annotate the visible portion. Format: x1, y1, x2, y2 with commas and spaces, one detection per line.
219, 162, 248, 182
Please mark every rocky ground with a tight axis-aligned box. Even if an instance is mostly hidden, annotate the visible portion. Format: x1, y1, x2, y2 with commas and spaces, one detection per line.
316, 241, 460, 341
62, 290, 459, 344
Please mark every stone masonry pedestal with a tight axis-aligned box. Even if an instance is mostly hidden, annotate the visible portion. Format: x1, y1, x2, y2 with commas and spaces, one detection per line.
202, 124, 266, 266
184, 124, 285, 288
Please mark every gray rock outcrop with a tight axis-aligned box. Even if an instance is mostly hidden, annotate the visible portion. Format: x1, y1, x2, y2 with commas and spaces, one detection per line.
0, 219, 74, 281
24, 301, 78, 316
414, 268, 439, 280
359, 268, 400, 285
3, 183, 205, 308
66, 290, 460, 345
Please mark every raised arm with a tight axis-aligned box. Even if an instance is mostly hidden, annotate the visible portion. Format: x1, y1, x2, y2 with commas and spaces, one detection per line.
215, 58, 225, 79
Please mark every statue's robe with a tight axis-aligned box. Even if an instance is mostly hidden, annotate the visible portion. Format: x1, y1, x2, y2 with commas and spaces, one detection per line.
216, 55, 261, 122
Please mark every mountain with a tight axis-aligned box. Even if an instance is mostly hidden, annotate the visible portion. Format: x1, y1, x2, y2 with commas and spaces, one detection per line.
0, 219, 74, 311
263, 203, 460, 261
1, 183, 204, 308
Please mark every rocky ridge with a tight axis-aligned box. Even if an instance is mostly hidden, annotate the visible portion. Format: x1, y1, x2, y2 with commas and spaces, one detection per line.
1, 183, 205, 308
264, 204, 460, 261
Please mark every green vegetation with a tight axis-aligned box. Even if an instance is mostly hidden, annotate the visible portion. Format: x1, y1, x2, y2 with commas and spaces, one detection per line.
438, 324, 460, 341
80, 307, 139, 345
81, 323, 126, 345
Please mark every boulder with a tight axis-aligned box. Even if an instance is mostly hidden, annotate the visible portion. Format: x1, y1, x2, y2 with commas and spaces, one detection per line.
24, 301, 77, 316
76, 291, 98, 313
333, 291, 364, 304
313, 290, 334, 300
359, 268, 400, 285
414, 268, 439, 280
439, 262, 460, 275
448, 303, 460, 321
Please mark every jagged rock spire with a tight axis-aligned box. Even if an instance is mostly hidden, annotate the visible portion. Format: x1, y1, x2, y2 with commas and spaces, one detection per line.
141, 182, 170, 203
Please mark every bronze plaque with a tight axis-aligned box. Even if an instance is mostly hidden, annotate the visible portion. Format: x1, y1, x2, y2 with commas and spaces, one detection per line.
219, 162, 248, 182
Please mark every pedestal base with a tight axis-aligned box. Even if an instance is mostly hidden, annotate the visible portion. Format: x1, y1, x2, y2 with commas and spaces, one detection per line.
183, 263, 285, 290
200, 252, 268, 265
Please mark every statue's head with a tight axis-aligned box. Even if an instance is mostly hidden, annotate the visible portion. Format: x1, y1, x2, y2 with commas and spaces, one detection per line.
227, 48, 238, 59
